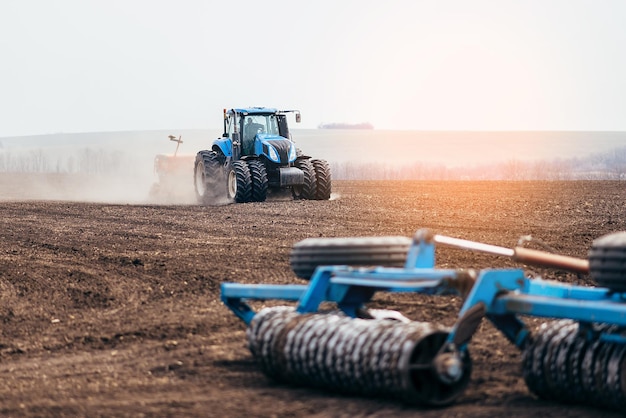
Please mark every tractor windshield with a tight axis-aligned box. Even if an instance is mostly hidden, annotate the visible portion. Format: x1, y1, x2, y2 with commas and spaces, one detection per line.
243, 114, 280, 141
240, 113, 282, 155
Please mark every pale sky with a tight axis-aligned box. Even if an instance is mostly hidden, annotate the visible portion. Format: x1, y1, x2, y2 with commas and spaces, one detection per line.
1, 0, 626, 136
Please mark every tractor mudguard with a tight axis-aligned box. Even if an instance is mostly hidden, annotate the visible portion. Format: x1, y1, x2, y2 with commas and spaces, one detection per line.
212, 138, 233, 158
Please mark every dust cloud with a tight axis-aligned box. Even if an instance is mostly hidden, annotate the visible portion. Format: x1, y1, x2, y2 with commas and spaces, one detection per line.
0, 131, 212, 205
0, 171, 196, 205
0, 153, 198, 205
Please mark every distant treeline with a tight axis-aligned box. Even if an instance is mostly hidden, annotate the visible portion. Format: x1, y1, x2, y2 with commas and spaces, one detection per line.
317, 122, 374, 130
331, 147, 626, 180
1, 146, 625, 181
0, 148, 143, 175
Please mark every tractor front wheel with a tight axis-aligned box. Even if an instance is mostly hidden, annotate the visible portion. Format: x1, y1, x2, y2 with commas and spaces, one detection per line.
247, 160, 268, 202
227, 161, 253, 203
292, 159, 317, 200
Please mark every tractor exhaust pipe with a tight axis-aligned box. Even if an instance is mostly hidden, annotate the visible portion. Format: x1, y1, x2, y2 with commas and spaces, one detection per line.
230, 108, 241, 161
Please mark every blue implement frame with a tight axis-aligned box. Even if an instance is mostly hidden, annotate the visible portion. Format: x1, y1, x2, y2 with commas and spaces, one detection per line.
221, 231, 626, 349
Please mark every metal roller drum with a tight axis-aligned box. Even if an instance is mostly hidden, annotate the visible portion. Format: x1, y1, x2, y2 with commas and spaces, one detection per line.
522, 320, 626, 410
246, 306, 300, 379
522, 319, 573, 399
581, 339, 607, 404
543, 321, 578, 402
592, 342, 617, 406
246, 306, 472, 406
605, 344, 626, 409
552, 322, 585, 400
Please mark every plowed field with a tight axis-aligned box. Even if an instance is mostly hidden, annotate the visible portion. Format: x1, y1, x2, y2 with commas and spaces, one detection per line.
1, 177, 624, 417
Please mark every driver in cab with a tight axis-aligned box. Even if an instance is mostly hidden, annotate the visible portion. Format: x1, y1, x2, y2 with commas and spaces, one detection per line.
244, 117, 263, 155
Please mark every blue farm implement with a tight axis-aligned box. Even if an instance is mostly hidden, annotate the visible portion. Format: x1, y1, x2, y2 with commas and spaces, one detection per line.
221, 229, 626, 410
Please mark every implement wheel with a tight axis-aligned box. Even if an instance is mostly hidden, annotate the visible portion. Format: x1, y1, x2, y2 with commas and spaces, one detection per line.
290, 236, 411, 280
589, 231, 626, 292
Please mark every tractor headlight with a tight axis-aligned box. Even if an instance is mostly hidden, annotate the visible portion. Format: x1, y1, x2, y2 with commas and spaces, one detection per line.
268, 145, 280, 162
288, 144, 297, 162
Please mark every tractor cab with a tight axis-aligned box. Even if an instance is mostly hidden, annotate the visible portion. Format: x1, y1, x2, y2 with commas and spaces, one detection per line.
216, 107, 301, 166
241, 113, 281, 155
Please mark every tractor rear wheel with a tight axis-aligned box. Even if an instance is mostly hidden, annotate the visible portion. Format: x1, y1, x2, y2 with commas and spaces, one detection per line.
290, 236, 412, 280
227, 161, 252, 203
311, 159, 331, 200
247, 160, 268, 202
292, 159, 317, 200
194, 150, 222, 204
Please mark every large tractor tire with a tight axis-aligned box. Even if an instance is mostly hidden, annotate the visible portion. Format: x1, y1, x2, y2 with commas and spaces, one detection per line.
247, 160, 268, 202
194, 150, 222, 204
290, 236, 412, 280
589, 231, 626, 292
311, 158, 331, 200
292, 159, 317, 200
227, 160, 252, 203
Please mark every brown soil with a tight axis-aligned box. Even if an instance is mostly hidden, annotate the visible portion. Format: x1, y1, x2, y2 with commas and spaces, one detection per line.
0, 178, 625, 417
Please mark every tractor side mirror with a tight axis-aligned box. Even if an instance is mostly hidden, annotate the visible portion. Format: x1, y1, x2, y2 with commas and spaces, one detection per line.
295, 113, 301, 123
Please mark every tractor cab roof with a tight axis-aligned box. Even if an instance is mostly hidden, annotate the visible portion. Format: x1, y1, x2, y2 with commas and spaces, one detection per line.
226, 107, 300, 117
228, 107, 278, 116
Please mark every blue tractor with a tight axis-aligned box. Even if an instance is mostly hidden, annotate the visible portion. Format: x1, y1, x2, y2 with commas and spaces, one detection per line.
194, 107, 331, 204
